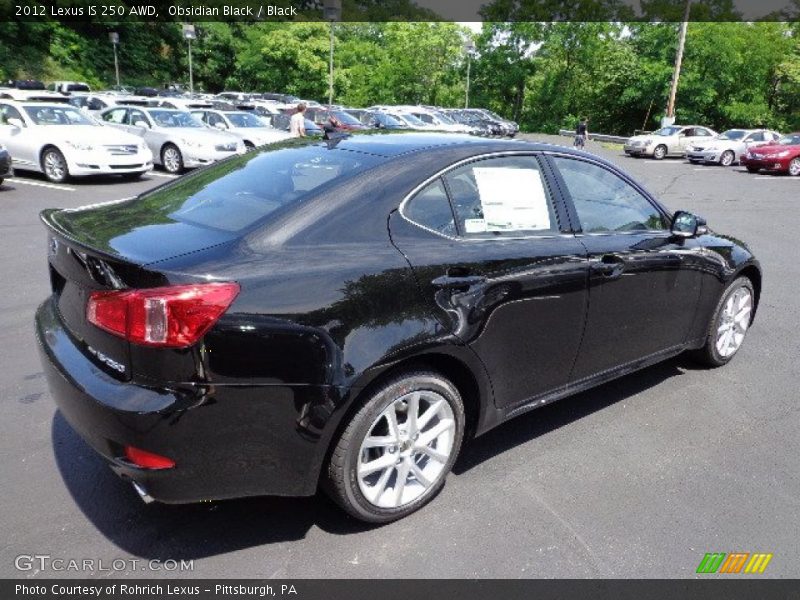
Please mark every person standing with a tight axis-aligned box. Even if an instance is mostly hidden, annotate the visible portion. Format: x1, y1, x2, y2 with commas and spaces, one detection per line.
575, 117, 589, 149
290, 103, 307, 138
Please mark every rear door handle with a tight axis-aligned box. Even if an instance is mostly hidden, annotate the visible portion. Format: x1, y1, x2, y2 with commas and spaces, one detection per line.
590, 255, 625, 279
432, 274, 487, 289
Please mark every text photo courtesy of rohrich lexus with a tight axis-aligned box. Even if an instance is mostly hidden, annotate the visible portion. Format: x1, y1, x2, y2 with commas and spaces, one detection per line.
2, 3, 800, 589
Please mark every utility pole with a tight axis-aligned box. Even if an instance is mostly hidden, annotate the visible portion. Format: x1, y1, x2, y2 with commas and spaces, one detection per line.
323, 0, 341, 106
109, 32, 120, 88
464, 39, 475, 109
664, 0, 691, 125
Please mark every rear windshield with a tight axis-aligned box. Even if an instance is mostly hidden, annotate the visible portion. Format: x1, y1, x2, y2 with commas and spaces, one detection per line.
144, 141, 383, 233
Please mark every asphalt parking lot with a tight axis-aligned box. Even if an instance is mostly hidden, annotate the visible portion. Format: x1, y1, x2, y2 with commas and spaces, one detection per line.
1, 134, 798, 579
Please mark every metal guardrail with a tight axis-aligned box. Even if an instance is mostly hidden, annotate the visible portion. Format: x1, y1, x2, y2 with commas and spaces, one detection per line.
558, 129, 630, 144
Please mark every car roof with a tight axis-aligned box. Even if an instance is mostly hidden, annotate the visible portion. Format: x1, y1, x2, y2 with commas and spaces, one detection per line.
311, 132, 569, 158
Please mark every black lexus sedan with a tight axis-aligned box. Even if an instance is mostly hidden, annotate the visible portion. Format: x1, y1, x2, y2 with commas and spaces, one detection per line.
36, 133, 761, 522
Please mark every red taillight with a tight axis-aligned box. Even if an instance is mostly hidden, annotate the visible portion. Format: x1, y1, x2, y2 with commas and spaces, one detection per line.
124, 445, 176, 470
87, 283, 239, 348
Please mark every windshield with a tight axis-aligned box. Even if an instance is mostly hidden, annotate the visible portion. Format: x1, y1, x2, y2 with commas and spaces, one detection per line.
331, 110, 362, 126
149, 142, 384, 232
396, 113, 426, 127
654, 126, 682, 136
375, 113, 404, 127
226, 112, 269, 128
148, 110, 203, 128
718, 130, 746, 141
433, 111, 456, 125
23, 105, 96, 126
778, 134, 800, 146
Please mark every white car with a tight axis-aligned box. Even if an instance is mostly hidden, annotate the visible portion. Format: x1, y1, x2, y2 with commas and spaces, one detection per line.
0, 101, 153, 183
67, 93, 151, 117
624, 125, 717, 159
190, 109, 291, 149
99, 106, 245, 174
685, 129, 782, 166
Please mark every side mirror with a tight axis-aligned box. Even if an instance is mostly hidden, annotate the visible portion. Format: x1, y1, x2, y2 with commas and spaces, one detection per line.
671, 211, 707, 238
7, 117, 23, 129
133, 120, 149, 129
214, 121, 227, 130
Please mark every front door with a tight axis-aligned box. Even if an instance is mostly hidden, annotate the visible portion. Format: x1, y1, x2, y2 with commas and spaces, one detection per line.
548, 155, 703, 380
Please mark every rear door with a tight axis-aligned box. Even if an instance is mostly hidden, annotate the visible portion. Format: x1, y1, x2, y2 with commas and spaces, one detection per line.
389, 153, 589, 409
547, 154, 703, 379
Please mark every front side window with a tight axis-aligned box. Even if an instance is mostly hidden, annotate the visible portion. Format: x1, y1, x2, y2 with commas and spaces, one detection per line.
443, 155, 557, 236
23, 105, 96, 126
553, 157, 666, 233
103, 108, 127, 124
0, 104, 24, 125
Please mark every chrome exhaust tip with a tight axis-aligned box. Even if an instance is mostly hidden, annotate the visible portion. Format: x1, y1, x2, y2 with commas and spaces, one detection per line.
132, 481, 154, 504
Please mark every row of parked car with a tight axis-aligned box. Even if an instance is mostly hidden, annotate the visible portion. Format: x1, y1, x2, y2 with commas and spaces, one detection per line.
623, 124, 800, 176
0, 80, 520, 184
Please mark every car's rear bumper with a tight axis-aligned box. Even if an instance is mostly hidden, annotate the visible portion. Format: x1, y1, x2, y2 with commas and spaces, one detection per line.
36, 297, 337, 503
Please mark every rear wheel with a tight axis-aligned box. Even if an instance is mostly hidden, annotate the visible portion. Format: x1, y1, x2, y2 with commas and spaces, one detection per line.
42, 147, 69, 183
789, 158, 800, 176
653, 145, 667, 160
691, 276, 754, 367
325, 371, 465, 523
720, 150, 735, 167
161, 144, 183, 174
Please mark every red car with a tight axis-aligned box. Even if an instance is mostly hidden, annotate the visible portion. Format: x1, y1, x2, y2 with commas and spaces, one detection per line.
740, 133, 800, 175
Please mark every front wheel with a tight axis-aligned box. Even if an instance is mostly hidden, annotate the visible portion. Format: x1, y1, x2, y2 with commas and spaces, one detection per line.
789, 158, 800, 176
720, 150, 735, 167
691, 276, 755, 367
653, 145, 667, 160
324, 371, 465, 523
42, 147, 69, 183
161, 144, 184, 174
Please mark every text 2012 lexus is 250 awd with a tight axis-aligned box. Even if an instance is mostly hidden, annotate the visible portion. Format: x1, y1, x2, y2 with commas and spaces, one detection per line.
35, 133, 761, 523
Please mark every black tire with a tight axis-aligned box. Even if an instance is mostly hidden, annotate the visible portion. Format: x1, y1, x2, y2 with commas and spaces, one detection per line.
324, 370, 465, 523
161, 144, 184, 174
653, 145, 667, 160
746, 166, 760, 173
0, 178, 3, 186
244, 141, 255, 151
720, 150, 735, 167
41, 147, 69, 183
690, 276, 755, 368
789, 157, 800, 177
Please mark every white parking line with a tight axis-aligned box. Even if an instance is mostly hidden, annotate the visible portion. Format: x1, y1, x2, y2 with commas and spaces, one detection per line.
5, 178, 76, 192
148, 172, 179, 179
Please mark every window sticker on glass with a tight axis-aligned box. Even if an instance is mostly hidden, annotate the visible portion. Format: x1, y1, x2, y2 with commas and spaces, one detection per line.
472, 167, 551, 232
464, 218, 487, 233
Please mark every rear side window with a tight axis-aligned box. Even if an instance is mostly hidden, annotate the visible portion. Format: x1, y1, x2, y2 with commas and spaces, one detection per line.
404, 179, 456, 236
553, 157, 666, 233
147, 143, 383, 233
443, 155, 557, 237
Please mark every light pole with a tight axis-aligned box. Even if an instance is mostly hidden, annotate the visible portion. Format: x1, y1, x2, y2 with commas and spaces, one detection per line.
464, 39, 475, 109
323, 0, 341, 106
182, 24, 196, 94
108, 32, 120, 88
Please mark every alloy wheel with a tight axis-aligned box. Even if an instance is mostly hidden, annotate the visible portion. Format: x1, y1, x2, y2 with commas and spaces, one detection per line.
163, 147, 182, 173
43, 150, 66, 182
720, 150, 734, 167
357, 390, 455, 509
653, 145, 667, 160
789, 158, 800, 176
715, 286, 752, 358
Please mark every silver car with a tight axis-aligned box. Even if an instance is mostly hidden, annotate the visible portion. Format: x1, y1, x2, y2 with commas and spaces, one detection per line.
685, 129, 782, 166
190, 109, 291, 149
99, 106, 245, 174
624, 125, 717, 160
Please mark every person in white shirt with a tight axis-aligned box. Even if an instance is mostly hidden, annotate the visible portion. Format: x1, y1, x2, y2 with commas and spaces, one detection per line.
289, 103, 307, 137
